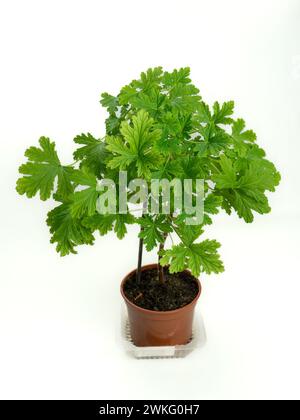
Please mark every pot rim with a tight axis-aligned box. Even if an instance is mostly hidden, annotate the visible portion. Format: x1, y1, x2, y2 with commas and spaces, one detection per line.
120, 263, 201, 315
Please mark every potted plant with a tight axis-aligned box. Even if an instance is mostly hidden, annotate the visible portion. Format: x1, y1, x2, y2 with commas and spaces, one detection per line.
16, 67, 280, 347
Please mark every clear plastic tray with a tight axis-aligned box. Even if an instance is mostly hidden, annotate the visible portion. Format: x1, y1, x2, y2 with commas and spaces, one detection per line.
120, 305, 207, 359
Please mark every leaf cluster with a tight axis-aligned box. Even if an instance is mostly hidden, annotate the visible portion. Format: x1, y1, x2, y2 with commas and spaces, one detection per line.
16, 68, 280, 277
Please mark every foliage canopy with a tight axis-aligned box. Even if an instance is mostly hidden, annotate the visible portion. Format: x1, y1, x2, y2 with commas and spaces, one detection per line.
16, 67, 280, 277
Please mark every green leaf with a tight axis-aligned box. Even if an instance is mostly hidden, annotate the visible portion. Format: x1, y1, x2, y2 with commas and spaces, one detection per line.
233, 190, 270, 223
159, 111, 181, 136
232, 119, 257, 142
155, 135, 182, 155
189, 240, 224, 275
70, 167, 98, 187
213, 155, 237, 189
130, 90, 165, 114
70, 188, 99, 218
213, 101, 234, 125
100, 93, 119, 112
56, 166, 75, 198
204, 194, 223, 214
181, 156, 209, 180
161, 68, 201, 113
174, 222, 204, 246
118, 68, 163, 107
138, 215, 172, 251
67, 168, 99, 218
160, 239, 224, 277
114, 214, 136, 239
120, 109, 161, 153
16, 137, 74, 201
197, 102, 212, 123
83, 214, 115, 235
119, 84, 138, 105
73, 133, 108, 176
83, 213, 136, 239
23, 137, 60, 164
237, 160, 280, 193
160, 244, 187, 273
163, 67, 192, 87
105, 114, 120, 135
231, 159, 280, 222
157, 112, 193, 153
136, 67, 164, 92
47, 203, 95, 256
168, 84, 201, 113
195, 124, 230, 155
106, 109, 161, 177
214, 156, 280, 223
152, 160, 183, 179
247, 144, 266, 160
231, 119, 257, 157
105, 136, 136, 168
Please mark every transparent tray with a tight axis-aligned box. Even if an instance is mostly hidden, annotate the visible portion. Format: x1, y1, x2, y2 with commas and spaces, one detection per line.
120, 306, 207, 359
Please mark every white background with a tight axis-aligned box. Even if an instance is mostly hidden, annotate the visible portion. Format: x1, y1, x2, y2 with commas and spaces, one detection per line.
0, 0, 299, 400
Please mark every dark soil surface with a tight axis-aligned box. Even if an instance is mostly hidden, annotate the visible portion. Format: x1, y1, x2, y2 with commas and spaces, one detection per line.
123, 268, 199, 311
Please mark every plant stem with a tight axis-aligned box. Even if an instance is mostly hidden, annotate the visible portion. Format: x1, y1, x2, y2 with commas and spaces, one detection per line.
136, 200, 148, 283
158, 233, 168, 284
136, 235, 144, 283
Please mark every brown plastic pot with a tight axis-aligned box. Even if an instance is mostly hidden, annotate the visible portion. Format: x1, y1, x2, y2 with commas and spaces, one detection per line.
121, 264, 201, 347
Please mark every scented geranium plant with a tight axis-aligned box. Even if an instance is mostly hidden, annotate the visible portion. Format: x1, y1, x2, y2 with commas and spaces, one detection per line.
16, 67, 280, 286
